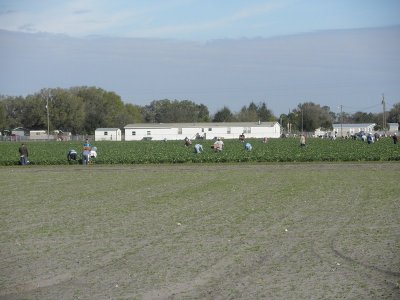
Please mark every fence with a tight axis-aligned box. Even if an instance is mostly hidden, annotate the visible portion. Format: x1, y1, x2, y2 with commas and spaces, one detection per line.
0, 135, 94, 142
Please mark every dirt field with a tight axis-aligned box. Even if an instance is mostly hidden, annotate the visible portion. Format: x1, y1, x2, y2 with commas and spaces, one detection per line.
1, 163, 399, 299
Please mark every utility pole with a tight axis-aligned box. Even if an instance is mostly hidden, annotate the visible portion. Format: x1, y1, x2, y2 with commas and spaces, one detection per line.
340, 104, 343, 138
46, 96, 50, 140
381, 94, 386, 132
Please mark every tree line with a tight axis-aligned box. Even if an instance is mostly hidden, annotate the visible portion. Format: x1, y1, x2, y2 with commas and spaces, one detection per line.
0, 86, 399, 134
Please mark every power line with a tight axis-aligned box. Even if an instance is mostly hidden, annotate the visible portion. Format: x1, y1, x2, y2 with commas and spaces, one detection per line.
342, 103, 381, 111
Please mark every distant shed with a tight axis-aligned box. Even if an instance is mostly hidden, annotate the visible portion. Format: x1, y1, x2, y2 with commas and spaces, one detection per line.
29, 130, 47, 140
12, 127, 29, 136
95, 128, 122, 141
388, 123, 399, 132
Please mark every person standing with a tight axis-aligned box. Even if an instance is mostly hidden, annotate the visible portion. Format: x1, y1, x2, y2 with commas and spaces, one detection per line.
82, 138, 91, 165
393, 133, 398, 144
300, 134, 306, 147
18, 143, 29, 165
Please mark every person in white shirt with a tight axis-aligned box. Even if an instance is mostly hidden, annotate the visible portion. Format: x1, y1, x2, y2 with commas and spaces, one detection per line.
213, 138, 224, 152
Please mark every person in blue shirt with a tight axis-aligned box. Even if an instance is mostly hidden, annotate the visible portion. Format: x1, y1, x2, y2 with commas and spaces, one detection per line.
244, 142, 252, 151
82, 139, 91, 165
194, 144, 203, 153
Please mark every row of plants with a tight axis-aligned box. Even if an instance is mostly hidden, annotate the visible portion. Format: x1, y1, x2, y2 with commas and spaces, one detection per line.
0, 138, 399, 166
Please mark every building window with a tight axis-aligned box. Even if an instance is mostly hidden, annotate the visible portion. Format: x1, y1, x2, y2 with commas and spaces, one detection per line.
178, 128, 182, 134
243, 127, 251, 133
147, 131, 151, 135
227, 128, 231, 134
208, 128, 212, 131
132, 131, 136, 136
201, 128, 204, 132
104, 132, 108, 135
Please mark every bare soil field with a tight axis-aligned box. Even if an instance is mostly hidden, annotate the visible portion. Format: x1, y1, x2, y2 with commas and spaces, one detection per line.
0, 163, 399, 299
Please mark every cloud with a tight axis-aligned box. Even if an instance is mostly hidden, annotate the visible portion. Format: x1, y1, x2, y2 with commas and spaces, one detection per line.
18, 23, 37, 32
1, 26, 399, 114
1, 0, 399, 42
0, 0, 287, 39
0, 9, 16, 15
124, 1, 285, 39
227, 2, 283, 22
73, 9, 91, 15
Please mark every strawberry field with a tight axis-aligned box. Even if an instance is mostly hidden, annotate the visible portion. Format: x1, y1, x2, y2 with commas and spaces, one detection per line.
1, 137, 399, 166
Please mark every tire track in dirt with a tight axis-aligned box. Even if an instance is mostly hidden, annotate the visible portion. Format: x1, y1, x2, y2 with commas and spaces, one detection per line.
311, 186, 400, 295
138, 207, 309, 299
0, 235, 162, 299
0, 175, 232, 298
0, 230, 183, 298
330, 239, 400, 277
0, 273, 74, 299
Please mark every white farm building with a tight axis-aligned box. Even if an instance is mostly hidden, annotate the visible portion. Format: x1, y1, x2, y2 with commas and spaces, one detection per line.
332, 123, 376, 137
124, 122, 281, 141
95, 128, 122, 141
388, 123, 399, 133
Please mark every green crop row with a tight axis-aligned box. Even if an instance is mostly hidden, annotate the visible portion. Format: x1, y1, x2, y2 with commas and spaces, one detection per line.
1, 138, 399, 166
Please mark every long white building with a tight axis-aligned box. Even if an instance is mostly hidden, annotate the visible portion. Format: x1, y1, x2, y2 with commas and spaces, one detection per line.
124, 122, 281, 141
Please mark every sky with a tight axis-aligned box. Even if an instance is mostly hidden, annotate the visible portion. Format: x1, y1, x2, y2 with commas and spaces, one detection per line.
1, 0, 400, 116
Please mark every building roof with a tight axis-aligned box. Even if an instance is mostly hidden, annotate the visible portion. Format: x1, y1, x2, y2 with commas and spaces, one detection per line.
95, 128, 121, 131
12, 127, 28, 131
124, 122, 279, 129
332, 123, 375, 129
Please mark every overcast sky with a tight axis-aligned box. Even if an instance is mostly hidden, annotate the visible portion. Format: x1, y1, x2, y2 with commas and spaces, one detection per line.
1, 0, 399, 115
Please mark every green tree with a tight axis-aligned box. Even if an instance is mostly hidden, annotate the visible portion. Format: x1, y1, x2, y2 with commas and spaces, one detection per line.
141, 99, 210, 123
351, 111, 376, 123
0, 101, 7, 131
388, 102, 400, 125
197, 104, 210, 122
257, 102, 276, 122
72, 87, 127, 133
278, 113, 288, 132
236, 102, 276, 122
49, 88, 85, 134
236, 103, 258, 122
123, 103, 143, 124
292, 102, 333, 132
213, 106, 236, 122
22, 94, 48, 130
2, 96, 26, 130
